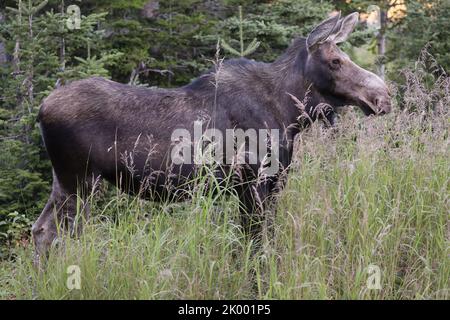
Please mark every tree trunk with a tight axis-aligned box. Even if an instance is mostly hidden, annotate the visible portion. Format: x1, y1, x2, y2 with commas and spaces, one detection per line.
13, 0, 22, 76
377, 9, 387, 80
60, 0, 66, 72
0, 11, 7, 65
27, 11, 34, 114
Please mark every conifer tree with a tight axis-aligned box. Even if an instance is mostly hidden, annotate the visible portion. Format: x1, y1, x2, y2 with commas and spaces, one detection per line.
220, 6, 260, 58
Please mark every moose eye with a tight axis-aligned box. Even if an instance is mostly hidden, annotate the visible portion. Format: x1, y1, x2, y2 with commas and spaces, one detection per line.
329, 58, 341, 70
331, 59, 341, 68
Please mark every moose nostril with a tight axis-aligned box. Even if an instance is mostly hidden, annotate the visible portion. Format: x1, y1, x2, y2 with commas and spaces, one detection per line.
372, 96, 391, 114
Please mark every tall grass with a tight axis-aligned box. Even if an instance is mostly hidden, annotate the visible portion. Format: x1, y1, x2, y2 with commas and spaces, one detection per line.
0, 54, 448, 300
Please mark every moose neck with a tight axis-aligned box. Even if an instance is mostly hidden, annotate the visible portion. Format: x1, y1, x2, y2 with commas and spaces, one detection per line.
270, 38, 331, 129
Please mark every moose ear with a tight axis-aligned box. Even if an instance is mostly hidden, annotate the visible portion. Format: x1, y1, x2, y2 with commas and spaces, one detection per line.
329, 12, 359, 44
306, 12, 341, 51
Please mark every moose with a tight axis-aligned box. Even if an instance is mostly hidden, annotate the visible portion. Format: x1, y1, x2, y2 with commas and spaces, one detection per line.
32, 12, 391, 257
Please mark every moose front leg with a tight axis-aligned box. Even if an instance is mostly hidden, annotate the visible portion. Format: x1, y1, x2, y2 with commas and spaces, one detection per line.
237, 178, 276, 248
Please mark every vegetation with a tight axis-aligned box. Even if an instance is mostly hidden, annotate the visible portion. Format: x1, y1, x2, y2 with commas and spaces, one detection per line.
0, 0, 448, 299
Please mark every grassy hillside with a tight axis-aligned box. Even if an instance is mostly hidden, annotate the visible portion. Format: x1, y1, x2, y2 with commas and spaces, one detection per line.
0, 58, 448, 300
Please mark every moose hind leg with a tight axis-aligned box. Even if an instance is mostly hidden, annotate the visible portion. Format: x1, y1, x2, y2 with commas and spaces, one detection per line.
32, 171, 90, 256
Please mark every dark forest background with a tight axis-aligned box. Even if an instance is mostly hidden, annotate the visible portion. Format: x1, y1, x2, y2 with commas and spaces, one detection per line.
0, 0, 448, 258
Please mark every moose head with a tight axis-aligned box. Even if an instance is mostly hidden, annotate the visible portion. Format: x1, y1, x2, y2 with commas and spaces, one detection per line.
304, 12, 391, 116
